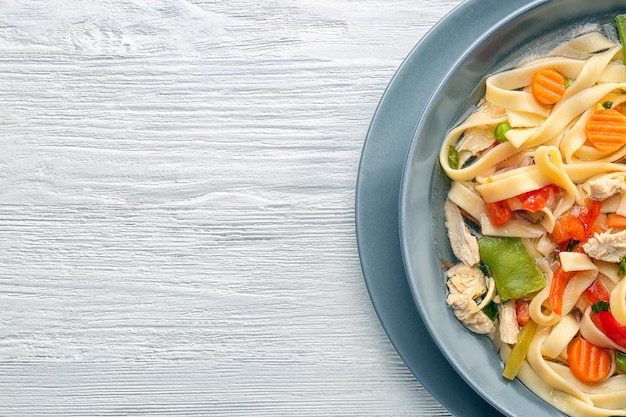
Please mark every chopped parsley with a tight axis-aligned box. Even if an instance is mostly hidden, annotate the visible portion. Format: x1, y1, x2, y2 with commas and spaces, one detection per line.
592, 300, 610, 314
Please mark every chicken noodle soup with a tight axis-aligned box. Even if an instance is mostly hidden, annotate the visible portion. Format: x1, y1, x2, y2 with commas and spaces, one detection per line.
439, 26, 626, 417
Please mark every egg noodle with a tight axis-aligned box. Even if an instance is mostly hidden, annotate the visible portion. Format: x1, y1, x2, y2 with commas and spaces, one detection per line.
439, 28, 626, 417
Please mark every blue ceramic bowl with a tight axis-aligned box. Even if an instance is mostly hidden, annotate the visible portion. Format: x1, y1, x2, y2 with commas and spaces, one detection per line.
399, 1, 626, 416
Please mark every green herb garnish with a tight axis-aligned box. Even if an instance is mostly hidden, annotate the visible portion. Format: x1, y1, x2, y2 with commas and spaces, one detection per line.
592, 300, 610, 314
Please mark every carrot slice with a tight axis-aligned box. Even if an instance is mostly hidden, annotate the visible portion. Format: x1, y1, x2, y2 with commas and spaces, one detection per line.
567, 337, 612, 383
607, 213, 626, 228
531, 68, 566, 105
585, 109, 626, 152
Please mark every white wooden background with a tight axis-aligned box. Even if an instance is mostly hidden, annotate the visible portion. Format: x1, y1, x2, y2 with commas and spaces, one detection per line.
0, 0, 462, 415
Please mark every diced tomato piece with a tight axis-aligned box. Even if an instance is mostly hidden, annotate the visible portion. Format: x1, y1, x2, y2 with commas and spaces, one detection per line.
583, 278, 611, 305
485, 200, 512, 226
517, 184, 559, 212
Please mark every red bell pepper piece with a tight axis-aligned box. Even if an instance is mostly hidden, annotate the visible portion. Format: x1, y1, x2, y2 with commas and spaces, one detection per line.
485, 184, 561, 227
550, 243, 588, 315
592, 309, 626, 348
551, 214, 586, 244
550, 200, 602, 245
485, 200, 512, 226
515, 298, 530, 326
585, 280, 626, 349
517, 184, 560, 212
581, 200, 602, 240
583, 278, 611, 305
549, 265, 574, 316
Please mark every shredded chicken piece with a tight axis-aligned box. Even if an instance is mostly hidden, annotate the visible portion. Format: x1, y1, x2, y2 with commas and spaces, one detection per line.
447, 294, 495, 335
446, 263, 486, 299
584, 176, 626, 201
582, 229, 626, 263
444, 199, 480, 266
446, 263, 493, 335
499, 300, 520, 344
458, 126, 495, 155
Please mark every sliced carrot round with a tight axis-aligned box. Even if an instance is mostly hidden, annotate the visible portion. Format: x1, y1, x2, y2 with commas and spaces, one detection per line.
567, 337, 612, 383
585, 109, 626, 152
531, 68, 567, 105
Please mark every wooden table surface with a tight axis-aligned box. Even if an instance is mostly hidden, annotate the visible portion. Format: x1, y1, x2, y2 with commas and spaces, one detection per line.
0, 0, 463, 415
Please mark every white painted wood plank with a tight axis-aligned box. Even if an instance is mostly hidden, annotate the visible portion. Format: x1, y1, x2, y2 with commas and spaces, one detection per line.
0, 0, 462, 415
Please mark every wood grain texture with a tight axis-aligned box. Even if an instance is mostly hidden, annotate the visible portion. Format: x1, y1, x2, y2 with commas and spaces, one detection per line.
0, 0, 462, 415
